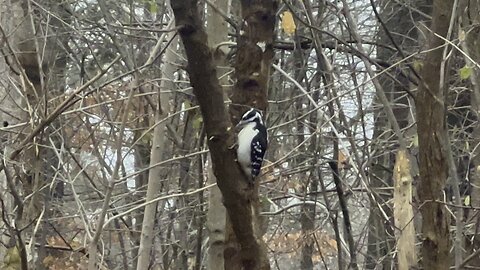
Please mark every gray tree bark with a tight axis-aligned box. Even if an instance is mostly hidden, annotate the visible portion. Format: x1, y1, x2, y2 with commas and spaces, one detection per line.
416, 1, 454, 269
136, 32, 176, 270
205, 0, 230, 269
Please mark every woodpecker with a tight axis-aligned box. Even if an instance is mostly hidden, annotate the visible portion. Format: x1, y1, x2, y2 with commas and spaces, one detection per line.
236, 108, 268, 182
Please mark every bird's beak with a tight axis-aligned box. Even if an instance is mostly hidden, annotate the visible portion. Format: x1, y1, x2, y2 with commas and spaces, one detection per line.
235, 120, 246, 131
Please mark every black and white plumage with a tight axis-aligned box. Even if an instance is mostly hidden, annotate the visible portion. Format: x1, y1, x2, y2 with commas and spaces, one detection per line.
236, 108, 268, 182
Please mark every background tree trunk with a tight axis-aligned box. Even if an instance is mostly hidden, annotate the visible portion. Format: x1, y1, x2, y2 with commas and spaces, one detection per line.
366, 0, 429, 267
459, 0, 480, 267
416, 0, 454, 269
393, 150, 416, 270
205, 0, 229, 269
136, 31, 176, 270
0, 0, 28, 261
0, 1, 66, 268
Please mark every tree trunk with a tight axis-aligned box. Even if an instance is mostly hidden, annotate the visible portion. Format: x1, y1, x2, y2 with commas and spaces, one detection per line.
0, 1, 28, 262
135, 32, 176, 270
416, 1, 454, 269
171, 0, 277, 268
459, 0, 480, 267
366, 0, 430, 267
132, 122, 150, 269
393, 150, 416, 270
0, 1, 66, 268
176, 109, 196, 270
227, 1, 276, 269
205, 0, 229, 269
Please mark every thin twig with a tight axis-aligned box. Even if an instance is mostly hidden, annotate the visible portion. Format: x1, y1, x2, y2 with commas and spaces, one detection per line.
329, 161, 358, 270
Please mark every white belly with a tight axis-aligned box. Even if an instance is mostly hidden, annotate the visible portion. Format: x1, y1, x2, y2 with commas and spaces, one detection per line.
237, 123, 258, 174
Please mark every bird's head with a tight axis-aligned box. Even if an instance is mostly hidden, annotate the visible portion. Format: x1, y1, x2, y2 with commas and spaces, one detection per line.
236, 108, 263, 129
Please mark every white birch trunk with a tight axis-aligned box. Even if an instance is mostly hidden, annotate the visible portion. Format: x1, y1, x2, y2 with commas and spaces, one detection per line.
205, 0, 230, 268
135, 32, 177, 270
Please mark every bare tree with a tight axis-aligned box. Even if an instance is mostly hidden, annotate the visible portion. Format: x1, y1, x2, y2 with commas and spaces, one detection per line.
416, 0, 454, 269
171, 0, 276, 269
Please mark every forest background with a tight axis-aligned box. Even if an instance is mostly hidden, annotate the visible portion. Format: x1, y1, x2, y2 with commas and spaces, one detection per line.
1, 0, 480, 269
